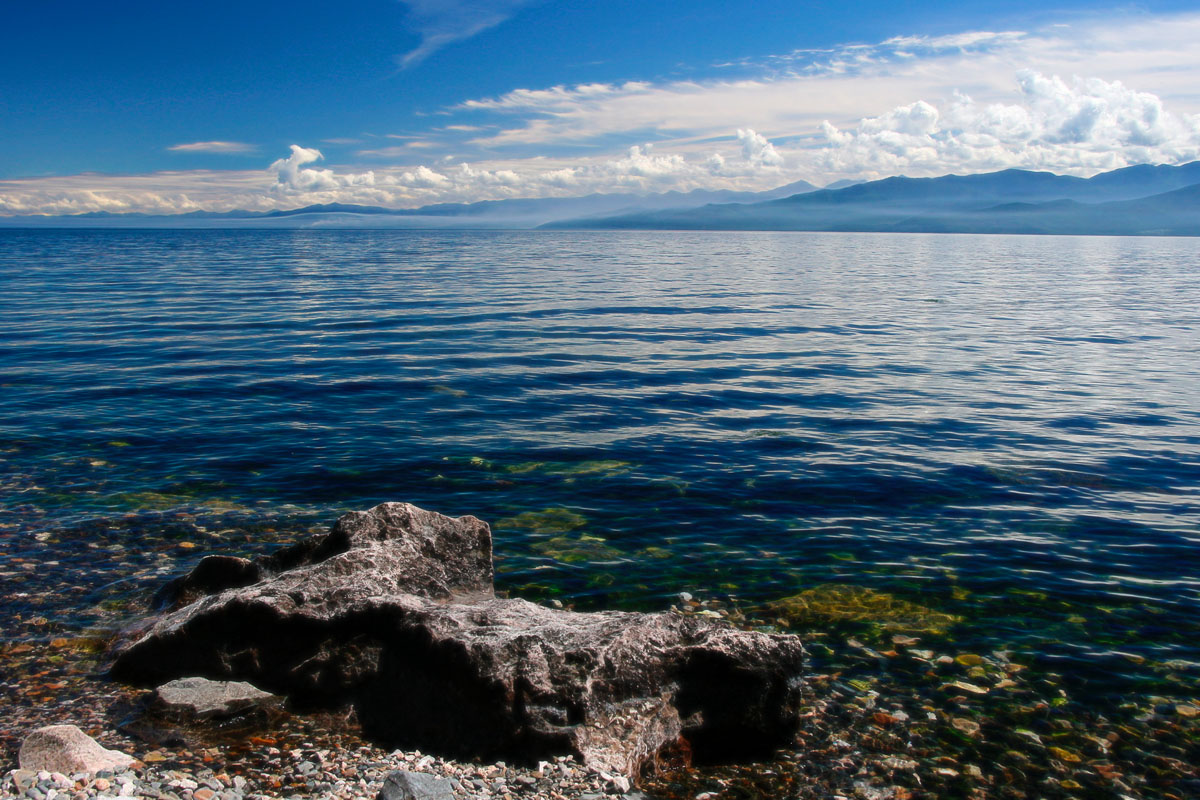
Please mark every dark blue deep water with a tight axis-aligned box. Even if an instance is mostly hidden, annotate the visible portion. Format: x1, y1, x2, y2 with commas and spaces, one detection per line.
1, 229, 1198, 693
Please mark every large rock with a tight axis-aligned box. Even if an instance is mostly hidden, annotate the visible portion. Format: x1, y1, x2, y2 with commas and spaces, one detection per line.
111, 502, 804, 776
18, 725, 135, 774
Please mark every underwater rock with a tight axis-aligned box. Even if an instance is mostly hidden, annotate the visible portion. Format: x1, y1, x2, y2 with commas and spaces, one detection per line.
770, 583, 962, 637
111, 502, 804, 777
153, 677, 279, 721
18, 725, 135, 774
495, 507, 588, 534
533, 533, 625, 563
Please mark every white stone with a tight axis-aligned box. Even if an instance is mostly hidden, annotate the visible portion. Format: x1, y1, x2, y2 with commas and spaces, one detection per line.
18, 726, 135, 775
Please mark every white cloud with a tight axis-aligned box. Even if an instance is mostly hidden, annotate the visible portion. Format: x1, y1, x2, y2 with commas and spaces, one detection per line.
7, 12, 1200, 215
737, 129, 783, 167
815, 71, 1200, 179
0, 169, 276, 216
357, 142, 441, 157
452, 12, 1200, 150
167, 141, 256, 154
269, 145, 346, 192
6, 69, 1200, 218
396, 0, 537, 67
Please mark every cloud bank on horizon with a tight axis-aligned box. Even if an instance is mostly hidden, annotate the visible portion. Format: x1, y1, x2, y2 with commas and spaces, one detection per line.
3, 11, 1200, 216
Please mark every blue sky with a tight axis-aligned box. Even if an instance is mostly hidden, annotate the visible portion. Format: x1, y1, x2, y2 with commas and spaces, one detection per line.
3, 1, 1200, 214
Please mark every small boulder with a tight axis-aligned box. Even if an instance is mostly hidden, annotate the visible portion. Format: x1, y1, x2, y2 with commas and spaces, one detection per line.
153, 677, 279, 720
377, 770, 456, 800
18, 725, 135, 774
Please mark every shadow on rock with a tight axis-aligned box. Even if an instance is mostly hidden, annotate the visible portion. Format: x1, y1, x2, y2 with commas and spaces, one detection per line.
110, 502, 806, 777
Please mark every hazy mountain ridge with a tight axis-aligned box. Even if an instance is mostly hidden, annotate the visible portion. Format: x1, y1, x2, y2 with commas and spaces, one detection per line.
541, 162, 1200, 235
0, 180, 819, 228
5, 163, 1199, 234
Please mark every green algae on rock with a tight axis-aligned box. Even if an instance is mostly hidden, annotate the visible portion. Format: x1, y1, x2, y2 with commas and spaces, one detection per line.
532, 533, 624, 564
494, 507, 587, 534
501, 461, 548, 475
544, 460, 633, 477
492, 459, 637, 478
638, 545, 673, 560
769, 583, 962, 637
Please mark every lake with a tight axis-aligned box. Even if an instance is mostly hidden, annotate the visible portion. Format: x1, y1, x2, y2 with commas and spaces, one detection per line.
2, 228, 1199, 705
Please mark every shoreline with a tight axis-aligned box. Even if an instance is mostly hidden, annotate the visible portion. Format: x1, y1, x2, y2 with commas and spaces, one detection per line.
4, 589, 1199, 800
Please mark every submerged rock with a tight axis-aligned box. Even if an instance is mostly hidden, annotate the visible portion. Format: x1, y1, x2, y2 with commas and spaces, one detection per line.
18, 724, 135, 774
112, 502, 804, 776
496, 507, 587, 534
533, 532, 625, 563
770, 583, 961, 637
153, 676, 279, 721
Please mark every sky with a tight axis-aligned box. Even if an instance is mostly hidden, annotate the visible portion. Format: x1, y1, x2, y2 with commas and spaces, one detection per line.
3, 0, 1200, 215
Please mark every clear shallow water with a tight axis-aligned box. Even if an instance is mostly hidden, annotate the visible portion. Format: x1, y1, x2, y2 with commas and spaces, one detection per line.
1, 229, 1199, 695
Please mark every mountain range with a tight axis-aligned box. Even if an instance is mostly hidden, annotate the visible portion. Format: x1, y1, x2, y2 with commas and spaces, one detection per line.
4, 162, 1199, 235
0, 180, 819, 229
541, 162, 1200, 235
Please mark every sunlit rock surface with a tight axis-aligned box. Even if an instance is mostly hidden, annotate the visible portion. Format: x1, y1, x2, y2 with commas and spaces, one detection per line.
111, 502, 805, 776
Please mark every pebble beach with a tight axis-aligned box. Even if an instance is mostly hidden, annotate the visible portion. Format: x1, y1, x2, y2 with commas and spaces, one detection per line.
4, 590, 1199, 800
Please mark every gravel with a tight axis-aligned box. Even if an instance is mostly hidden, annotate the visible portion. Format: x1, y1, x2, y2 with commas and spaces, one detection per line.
3, 750, 648, 800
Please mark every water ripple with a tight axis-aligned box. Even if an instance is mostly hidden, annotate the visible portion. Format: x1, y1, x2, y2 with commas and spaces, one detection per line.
1, 229, 1199, 672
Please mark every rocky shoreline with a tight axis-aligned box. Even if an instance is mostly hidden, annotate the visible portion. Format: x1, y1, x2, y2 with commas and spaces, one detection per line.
5, 742, 652, 800
3, 502, 1199, 800
108, 503, 805, 776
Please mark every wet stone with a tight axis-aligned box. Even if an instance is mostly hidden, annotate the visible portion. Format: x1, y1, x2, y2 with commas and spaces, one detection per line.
377, 771, 455, 800
153, 677, 279, 721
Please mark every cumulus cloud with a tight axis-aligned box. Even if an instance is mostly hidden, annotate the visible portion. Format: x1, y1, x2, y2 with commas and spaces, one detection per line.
167, 141, 256, 154
815, 71, 1200, 179
397, 0, 537, 67
269, 145, 345, 192
737, 129, 783, 167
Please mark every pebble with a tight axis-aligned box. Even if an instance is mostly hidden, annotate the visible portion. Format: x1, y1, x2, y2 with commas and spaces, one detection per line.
1, 747, 651, 800
950, 717, 980, 737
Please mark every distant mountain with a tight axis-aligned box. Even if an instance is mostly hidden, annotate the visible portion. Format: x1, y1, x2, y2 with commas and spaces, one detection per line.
541, 161, 1200, 235
907, 182, 1200, 236
0, 179, 819, 228
821, 178, 866, 190
8, 163, 1198, 233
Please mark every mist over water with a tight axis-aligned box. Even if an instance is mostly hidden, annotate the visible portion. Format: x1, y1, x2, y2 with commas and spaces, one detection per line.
2, 229, 1198, 689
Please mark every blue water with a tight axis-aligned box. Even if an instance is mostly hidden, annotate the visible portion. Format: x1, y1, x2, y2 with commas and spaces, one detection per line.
1, 229, 1199, 690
